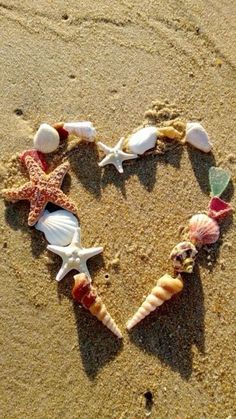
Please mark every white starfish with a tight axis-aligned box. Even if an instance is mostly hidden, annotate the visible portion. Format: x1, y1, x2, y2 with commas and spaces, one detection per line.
98, 137, 138, 173
47, 227, 103, 282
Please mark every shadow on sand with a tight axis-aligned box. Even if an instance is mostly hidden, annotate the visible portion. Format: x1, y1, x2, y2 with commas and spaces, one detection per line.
2, 142, 234, 379
128, 265, 205, 379
56, 271, 123, 380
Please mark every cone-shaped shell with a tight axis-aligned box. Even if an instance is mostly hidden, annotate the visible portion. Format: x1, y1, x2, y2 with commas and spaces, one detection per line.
33, 123, 60, 153
126, 274, 183, 330
73, 273, 122, 338
185, 122, 212, 153
126, 126, 158, 154
188, 213, 220, 245
63, 121, 96, 141
35, 210, 79, 246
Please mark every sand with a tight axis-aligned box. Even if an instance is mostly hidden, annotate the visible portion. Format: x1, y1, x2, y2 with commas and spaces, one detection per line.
0, 1, 236, 418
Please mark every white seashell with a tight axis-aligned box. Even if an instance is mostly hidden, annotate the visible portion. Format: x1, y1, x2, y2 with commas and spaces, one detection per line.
127, 126, 158, 154
63, 121, 96, 141
33, 123, 60, 153
35, 210, 79, 246
185, 122, 212, 153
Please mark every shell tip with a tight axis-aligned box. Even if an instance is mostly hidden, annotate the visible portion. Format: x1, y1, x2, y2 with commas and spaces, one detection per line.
126, 321, 133, 331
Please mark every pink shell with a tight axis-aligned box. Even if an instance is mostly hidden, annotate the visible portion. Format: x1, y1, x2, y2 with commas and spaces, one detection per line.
208, 197, 232, 220
19, 149, 48, 172
189, 213, 220, 245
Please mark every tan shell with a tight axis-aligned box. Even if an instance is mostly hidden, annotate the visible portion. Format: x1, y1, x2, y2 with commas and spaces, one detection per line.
126, 274, 183, 330
73, 273, 122, 338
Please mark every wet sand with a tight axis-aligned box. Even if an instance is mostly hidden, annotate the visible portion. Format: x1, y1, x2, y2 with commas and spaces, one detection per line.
0, 1, 235, 418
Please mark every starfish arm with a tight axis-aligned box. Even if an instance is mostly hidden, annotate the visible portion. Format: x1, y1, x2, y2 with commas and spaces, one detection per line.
78, 261, 92, 281
28, 193, 47, 226
1, 183, 35, 202
47, 244, 67, 258
120, 151, 138, 160
48, 161, 70, 189
25, 156, 46, 183
47, 188, 78, 215
80, 246, 103, 261
114, 137, 125, 151
98, 154, 114, 168
114, 159, 124, 174
71, 227, 81, 246
97, 141, 112, 154
55, 263, 72, 282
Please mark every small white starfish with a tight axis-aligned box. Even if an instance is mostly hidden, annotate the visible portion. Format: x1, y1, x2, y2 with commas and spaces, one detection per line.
98, 137, 138, 173
47, 227, 103, 282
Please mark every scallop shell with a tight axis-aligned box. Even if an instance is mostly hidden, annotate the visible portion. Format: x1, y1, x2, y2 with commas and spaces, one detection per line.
189, 213, 220, 245
185, 122, 212, 153
35, 210, 79, 246
33, 123, 60, 153
63, 121, 96, 141
126, 126, 158, 154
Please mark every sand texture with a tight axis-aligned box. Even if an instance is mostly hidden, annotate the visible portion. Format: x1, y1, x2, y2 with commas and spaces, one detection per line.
0, 1, 236, 418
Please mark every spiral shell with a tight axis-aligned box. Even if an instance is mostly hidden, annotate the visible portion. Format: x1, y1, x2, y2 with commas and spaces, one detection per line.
63, 121, 96, 141
35, 210, 79, 246
126, 274, 183, 330
72, 273, 122, 338
33, 123, 60, 153
188, 213, 220, 245
126, 126, 158, 154
185, 122, 212, 153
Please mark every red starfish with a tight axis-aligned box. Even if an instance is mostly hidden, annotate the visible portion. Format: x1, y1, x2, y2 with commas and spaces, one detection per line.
2, 156, 78, 226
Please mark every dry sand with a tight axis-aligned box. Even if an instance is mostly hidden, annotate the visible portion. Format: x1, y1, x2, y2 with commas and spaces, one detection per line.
0, 1, 236, 418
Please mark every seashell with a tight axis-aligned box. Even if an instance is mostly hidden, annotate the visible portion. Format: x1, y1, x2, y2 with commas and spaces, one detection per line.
185, 122, 212, 153
208, 197, 233, 220
158, 126, 183, 141
53, 122, 69, 142
63, 121, 96, 141
35, 209, 79, 246
126, 274, 183, 330
126, 126, 158, 154
33, 123, 60, 153
189, 213, 220, 245
170, 241, 198, 273
19, 149, 48, 172
72, 273, 122, 338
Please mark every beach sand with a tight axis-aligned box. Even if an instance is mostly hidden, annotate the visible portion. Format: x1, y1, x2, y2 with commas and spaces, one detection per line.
0, 1, 235, 418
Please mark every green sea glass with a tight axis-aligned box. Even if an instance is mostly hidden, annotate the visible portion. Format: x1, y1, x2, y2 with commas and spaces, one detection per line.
209, 166, 231, 197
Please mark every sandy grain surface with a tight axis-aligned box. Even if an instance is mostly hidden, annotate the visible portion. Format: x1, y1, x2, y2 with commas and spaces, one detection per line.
0, 1, 236, 418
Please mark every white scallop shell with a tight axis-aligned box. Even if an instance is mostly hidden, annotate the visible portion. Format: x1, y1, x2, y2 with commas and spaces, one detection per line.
127, 126, 158, 154
63, 121, 96, 141
33, 123, 60, 153
35, 210, 79, 246
185, 122, 212, 153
